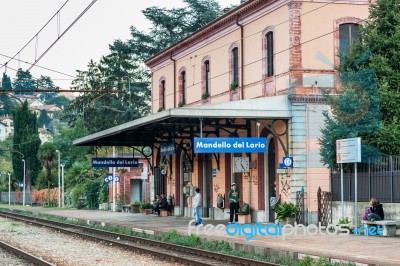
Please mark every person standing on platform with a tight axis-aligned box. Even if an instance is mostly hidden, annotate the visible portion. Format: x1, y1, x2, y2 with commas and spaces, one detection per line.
193, 188, 203, 225
228, 183, 239, 223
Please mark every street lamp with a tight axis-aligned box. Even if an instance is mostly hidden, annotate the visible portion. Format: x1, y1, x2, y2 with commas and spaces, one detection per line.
56, 150, 60, 208
60, 163, 65, 207
22, 159, 26, 206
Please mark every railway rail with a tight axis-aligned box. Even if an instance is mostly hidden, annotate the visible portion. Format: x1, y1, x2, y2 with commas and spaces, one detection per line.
0, 240, 54, 266
0, 210, 279, 266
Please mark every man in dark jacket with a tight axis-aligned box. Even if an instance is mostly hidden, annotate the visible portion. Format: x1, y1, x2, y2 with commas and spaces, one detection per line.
158, 194, 168, 212
368, 197, 384, 221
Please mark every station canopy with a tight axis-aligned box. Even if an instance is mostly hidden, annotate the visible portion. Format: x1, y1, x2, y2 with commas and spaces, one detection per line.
73, 95, 291, 147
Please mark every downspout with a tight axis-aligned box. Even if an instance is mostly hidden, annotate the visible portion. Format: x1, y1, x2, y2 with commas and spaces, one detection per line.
236, 15, 244, 100
170, 52, 176, 108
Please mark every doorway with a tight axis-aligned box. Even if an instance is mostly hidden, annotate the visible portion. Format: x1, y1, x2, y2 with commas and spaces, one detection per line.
130, 179, 142, 203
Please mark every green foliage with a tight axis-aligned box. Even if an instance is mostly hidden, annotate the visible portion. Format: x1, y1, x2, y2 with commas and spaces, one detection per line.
83, 178, 102, 209
338, 217, 351, 225
37, 75, 57, 102
274, 202, 298, 220
14, 69, 36, 95
139, 202, 152, 212
38, 142, 57, 189
52, 118, 91, 168
201, 91, 210, 99
98, 182, 109, 203
131, 200, 141, 206
37, 110, 52, 129
47, 96, 70, 109
70, 183, 85, 208
12, 101, 41, 187
320, 0, 400, 165
230, 82, 239, 91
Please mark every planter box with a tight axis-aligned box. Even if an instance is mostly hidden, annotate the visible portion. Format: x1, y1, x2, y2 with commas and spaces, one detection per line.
131, 205, 140, 213
142, 209, 152, 215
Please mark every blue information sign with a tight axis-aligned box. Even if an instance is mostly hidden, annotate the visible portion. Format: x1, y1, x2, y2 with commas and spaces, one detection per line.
92, 158, 138, 168
194, 137, 267, 153
160, 142, 176, 156
212, 168, 217, 178
279, 156, 293, 168
104, 174, 120, 183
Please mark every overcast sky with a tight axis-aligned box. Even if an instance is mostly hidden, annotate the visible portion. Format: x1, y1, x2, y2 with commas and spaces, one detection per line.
0, 0, 240, 89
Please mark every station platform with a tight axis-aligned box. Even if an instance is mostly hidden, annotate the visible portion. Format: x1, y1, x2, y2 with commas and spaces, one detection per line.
2, 205, 400, 266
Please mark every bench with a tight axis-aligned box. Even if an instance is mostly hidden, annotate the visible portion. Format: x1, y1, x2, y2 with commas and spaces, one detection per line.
361, 220, 397, 237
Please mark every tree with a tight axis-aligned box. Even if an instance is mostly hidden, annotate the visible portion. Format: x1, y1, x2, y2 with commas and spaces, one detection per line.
0, 73, 18, 116
66, 1, 224, 133
2, 73, 12, 90
37, 75, 57, 102
319, 0, 400, 166
14, 69, 36, 95
129, 0, 223, 61
38, 110, 52, 129
12, 101, 41, 188
38, 142, 58, 205
47, 96, 70, 110
52, 117, 91, 167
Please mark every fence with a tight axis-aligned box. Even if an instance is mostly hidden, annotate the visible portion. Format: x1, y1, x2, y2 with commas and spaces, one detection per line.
0, 192, 35, 204
331, 155, 400, 203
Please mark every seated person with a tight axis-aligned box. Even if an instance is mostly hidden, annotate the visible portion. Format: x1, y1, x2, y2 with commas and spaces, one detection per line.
152, 194, 160, 214
368, 197, 384, 221
158, 194, 168, 214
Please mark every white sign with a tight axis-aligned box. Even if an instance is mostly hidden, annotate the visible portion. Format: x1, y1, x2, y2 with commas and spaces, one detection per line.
276, 168, 288, 174
336, 138, 361, 163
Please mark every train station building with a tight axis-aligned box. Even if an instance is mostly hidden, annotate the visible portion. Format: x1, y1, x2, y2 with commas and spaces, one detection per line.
73, 0, 370, 224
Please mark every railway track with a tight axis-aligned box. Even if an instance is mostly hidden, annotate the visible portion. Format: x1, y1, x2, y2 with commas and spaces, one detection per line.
0, 210, 279, 266
0, 240, 54, 266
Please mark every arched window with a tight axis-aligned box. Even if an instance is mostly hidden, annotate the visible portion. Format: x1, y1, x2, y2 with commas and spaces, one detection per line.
160, 79, 166, 110
181, 71, 186, 104
266, 32, 274, 77
339, 23, 360, 56
232, 47, 239, 85
204, 60, 210, 94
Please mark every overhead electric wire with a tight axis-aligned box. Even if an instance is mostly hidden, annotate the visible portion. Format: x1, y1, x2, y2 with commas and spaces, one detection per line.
0, 52, 75, 78
28, 0, 98, 71
0, 0, 70, 70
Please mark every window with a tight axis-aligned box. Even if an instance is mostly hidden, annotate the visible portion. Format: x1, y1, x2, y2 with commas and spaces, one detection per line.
339, 23, 360, 56
161, 80, 166, 109
232, 48, 239, 84
181, 71, 186, 104
266, 32, 274, 77
204, 60, 210, 94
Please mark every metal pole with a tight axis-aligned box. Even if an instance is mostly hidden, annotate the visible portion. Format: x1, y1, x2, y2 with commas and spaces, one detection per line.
113, 146, 116, 212
56, 150, 60, 208
22, 159, 26, 206
8, 173, 11, 205
340, 163, 344, 218
354, 163, 358, 228
61, 164, 65, 207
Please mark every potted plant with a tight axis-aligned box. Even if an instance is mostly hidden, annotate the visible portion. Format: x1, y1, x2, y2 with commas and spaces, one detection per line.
274, 201, 298, 225
140, 202, 152, 215
337, 217, 352, 232
131, 200, 141, 213
201, 91, 210, 99
230, 82, 239, 91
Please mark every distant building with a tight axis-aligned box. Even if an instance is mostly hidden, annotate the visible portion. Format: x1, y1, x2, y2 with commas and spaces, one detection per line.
30, 105, 61, 119
0, 121, 7, 141
0, 116, 14, 138
38, 126, 53, 144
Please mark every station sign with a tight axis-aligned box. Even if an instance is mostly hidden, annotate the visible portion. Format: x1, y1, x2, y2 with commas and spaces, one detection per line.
194, 137, 267, 153
160, 142, 176, 156
92, 158, 138, 168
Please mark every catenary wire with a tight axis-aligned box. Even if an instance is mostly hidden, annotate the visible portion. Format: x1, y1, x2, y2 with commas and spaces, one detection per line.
28, 0, 98, 71
0, 1, 70, 70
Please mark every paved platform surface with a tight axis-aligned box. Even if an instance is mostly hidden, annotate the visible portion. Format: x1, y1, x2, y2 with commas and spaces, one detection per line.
2, 205, 400, 266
